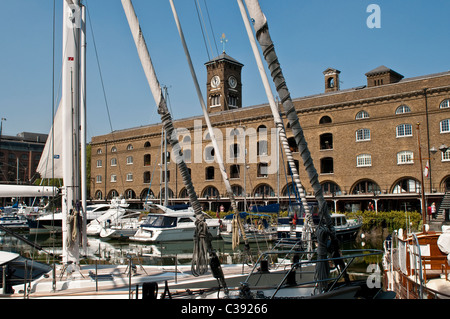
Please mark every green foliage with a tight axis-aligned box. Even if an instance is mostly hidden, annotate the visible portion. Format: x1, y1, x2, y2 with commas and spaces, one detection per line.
343, 210, 422, 232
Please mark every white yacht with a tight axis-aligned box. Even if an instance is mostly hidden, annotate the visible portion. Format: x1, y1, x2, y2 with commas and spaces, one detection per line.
130, 204, 220, 242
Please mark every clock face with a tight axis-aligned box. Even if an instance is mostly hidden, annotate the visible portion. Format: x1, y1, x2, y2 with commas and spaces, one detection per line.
211, 75, 220, 88
228, 76, 237, 88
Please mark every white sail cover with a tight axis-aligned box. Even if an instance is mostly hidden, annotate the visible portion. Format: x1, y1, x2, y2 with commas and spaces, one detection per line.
0, 185, 59, 197
36, 101, 63, 179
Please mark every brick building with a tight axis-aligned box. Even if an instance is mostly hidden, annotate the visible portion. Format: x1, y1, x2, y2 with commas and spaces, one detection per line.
90, 53, 450, 213
0, 132, 47, 185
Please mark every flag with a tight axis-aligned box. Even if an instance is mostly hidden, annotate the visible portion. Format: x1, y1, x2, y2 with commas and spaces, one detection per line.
424, 161, 429, 178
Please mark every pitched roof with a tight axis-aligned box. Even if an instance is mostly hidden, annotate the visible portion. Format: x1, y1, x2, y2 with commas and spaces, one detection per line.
204, 52, 244, 67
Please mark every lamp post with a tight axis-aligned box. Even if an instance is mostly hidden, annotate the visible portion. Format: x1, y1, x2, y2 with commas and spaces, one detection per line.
416, 123, 427, 233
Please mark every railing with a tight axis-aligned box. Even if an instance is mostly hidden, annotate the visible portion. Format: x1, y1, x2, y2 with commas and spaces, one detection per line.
241, 248, 384, 299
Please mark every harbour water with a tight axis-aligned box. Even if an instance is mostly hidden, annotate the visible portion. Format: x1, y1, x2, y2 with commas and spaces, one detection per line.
0, 228, 385, 275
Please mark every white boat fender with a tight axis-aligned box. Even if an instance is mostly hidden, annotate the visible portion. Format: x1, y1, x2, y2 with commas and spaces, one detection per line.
437, 232, 450, 255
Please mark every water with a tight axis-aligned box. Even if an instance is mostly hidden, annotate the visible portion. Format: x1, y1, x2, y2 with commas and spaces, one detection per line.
0, 228, 385, 271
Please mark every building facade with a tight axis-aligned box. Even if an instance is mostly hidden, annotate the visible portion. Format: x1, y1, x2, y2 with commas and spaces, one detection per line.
0, 132, 47, 185
90, 53, 450, 213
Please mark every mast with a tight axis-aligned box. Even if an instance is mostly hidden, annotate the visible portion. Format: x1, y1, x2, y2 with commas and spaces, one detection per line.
237, 0, 314, 255
121, 0, 227, 280
80, 3, 88, 253
242, 0, 337, 290
169, 0, 251, 254
61, 0, 82, 266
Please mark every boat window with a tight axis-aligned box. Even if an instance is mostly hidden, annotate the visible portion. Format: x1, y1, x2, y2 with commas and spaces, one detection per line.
145, 215, 177, 227
178, 218, 192, 223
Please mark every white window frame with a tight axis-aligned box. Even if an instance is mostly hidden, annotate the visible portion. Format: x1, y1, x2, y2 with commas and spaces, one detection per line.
356, 154, 372, 167
126, 173, 133, 182
355, 110, 369, 120
96, 175, 102, 183
442, 149, 450, 162
395, 105, 411, 114
111, 174, 117, 183
397, 151, 414, 165
440, 99, 449, 109
356, 128, 371, 142
111, 158, 117, 166
126, 156, 133, 165
396, 124, 413, 138
440, 119, 450, 133
96, 159, 102, 168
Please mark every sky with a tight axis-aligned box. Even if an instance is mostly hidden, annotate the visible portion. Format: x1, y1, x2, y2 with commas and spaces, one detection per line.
1, 0, 449, 142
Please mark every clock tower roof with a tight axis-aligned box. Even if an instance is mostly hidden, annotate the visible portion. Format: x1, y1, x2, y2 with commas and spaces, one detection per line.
205, 52, 244, 68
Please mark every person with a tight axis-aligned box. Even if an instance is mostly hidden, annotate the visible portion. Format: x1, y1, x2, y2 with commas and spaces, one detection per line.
427, 205, 432, 222
431, 202, 437, 219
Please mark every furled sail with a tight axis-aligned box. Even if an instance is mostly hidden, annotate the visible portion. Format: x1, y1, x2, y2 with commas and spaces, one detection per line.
36, 101, 63, 179
0, 184, 58, 197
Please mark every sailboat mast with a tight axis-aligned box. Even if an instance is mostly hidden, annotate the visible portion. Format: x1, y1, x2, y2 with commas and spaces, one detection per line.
243, 0, 337, 290
169, 0, 251, 253
62, 0, 82, 265
80, 4, 88, 253
237, 0, 314, 253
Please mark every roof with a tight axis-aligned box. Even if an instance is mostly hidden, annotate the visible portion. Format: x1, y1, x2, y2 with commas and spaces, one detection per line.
204, 52, 244, 67
365, 65, 404, 79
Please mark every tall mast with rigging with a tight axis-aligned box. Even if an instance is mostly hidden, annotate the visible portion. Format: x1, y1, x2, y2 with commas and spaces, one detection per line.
61, 0, 83, 266
242, 0, 339, 291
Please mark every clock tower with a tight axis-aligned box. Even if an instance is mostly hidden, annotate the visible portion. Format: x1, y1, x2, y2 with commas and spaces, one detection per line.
205, 51, 243, 113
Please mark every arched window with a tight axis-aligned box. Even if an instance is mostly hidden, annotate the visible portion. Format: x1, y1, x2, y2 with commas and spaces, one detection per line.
95, 190, 103, 200
127, 144, 133, 151
205, 146, 215, 162
440, 99, 450, 109
352, 180, 380, 195
395, 105, 411, 114
179, 188, 189, 198
202, 186, 219, 198
107, 189, 119, 199
96, 148, 102, 154
257, 124, 267, 133
355, 110, 369, 120
319, 116, 332, 124
125, 189, 136, 199
253, 184, 275, 197
392, 178, 420, 194
321, 182, 341, 195
144, 141, 151, 148
111, 146, 117, 153
232, 185, 244, 197
327, 77, 335, 88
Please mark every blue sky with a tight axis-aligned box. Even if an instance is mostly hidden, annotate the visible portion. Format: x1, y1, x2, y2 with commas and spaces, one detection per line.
1, 0, 449, 141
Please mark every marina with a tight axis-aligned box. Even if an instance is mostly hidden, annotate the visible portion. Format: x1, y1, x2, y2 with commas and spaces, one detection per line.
0, 0, 449, 305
